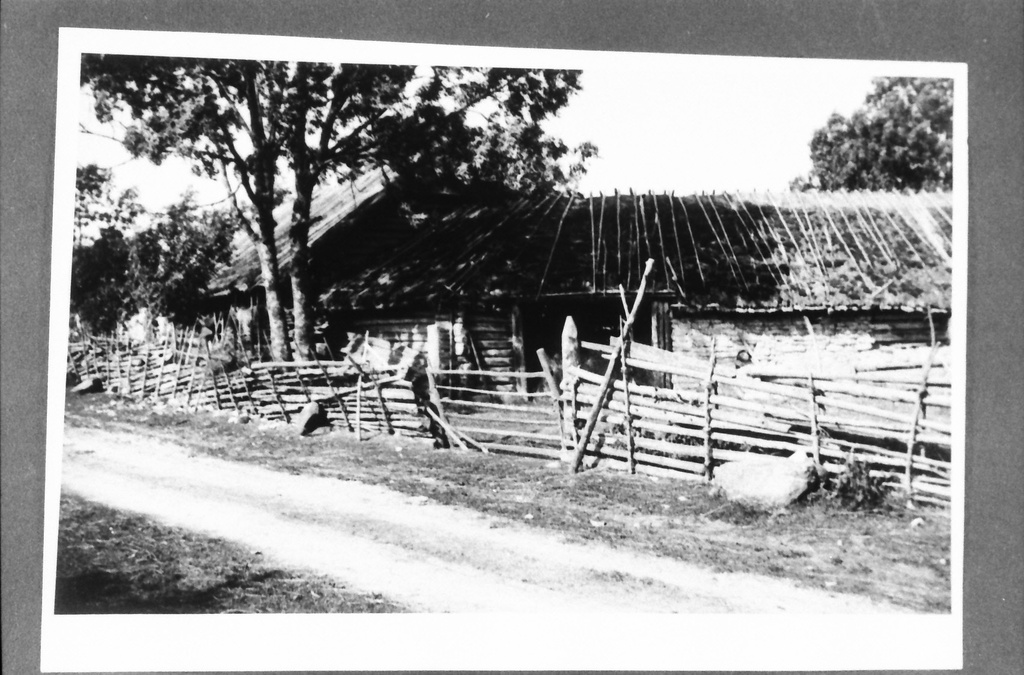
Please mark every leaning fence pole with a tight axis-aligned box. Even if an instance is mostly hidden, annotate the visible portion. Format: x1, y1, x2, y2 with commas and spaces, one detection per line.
617, 289, 638, 474
571, 259, 655, 473
536, 348, 567, 454
905, 344, 940, 494
702, 338, 718, 480
169, 326, 195, 401
310, 349, 354, 431
263, 367, 292, 423
808, 373, 822, 468
124, 340, 136, 396
355, 373, 364, 441
183, 338, 202, 410
67, 341, 83, 383
151, 330, 171, 400
202, 342, 224, 410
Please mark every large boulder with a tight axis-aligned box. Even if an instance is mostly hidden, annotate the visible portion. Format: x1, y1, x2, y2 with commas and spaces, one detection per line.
713, 454, 816, 508
295, 401, 328, 436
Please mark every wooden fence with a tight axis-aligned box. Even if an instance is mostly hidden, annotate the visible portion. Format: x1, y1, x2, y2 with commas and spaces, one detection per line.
67, 328, 428, 437
562, 336, 952, 504
68, 311, 953, 505
423, 360, 564, 460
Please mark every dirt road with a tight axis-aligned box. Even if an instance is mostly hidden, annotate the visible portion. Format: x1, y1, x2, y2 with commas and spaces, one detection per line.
61, 426, 901, 613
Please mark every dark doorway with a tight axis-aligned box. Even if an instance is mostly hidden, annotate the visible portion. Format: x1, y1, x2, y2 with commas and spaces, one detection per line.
520, 297, 653, 372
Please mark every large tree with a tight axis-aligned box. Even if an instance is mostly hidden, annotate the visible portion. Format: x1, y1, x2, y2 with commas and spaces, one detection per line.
82, 57, 592, 360
795, 77, 953, 192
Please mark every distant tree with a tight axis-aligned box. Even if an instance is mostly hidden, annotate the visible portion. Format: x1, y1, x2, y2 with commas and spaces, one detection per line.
127, 194, 234, 326
71, 167, 232, 332
71, 164, 144, 332
794, 78, 953, 191
74, 163, 145, 247
71, 224, 133, 334
82, 57, 594, 360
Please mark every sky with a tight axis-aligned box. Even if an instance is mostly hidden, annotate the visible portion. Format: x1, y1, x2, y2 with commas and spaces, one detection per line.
77, 58, 882, 214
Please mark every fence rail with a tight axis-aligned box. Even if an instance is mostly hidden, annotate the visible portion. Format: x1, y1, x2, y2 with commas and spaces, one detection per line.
563, 335, 952, 502
68, 312, 954, 505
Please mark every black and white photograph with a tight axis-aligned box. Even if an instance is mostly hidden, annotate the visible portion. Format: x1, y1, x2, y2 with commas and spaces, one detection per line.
38, 27, 967, 671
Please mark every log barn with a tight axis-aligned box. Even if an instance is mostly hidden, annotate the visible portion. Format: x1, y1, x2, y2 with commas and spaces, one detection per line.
212, 177, 954, 381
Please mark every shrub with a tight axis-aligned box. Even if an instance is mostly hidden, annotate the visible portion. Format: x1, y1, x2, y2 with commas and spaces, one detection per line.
821, 459, 889, 510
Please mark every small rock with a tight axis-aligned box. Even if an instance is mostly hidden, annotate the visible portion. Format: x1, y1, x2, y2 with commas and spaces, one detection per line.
523, 513, 534, 520
910, 517, 925, 529
589, 519, 606, 528
677, 496, 689, 502
71, 377, 104, 395
824, 581, 837, 589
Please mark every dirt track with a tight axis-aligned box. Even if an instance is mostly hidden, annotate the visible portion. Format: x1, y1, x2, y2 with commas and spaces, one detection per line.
61, 426, 901, 613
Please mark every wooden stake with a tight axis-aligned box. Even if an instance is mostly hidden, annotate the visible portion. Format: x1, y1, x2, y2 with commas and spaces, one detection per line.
355, 374, 363, 441
139, 341, 152, 399
905, 344, 940, 493
536, 195, 576, 299
510, 304, 526, 394
808, 374, 821, 467
170, 327, 195, 400
203, 342, 224, 410
310, 349, 353, 431
702, 338, 717, 480
536, 348, 568, 455
263, 367, 292, 423
618, 311, 637, 474
571, 259, 655, 473
151, 330, 171, 399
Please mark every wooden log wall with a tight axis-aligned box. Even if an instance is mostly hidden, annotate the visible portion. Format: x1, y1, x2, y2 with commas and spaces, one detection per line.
567, 338, 953, 502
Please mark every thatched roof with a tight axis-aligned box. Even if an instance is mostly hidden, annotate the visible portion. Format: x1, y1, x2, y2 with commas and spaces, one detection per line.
321, 188, 953, 312
212, 170, 389, 294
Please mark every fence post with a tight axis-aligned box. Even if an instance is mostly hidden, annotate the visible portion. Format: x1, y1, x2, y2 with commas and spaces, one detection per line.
808, 373, 821, 468
263, 367, 292, 423
151, 330, 171, 400
536, 348, 567, 455
203, 342, 225, 410
511, 304, 527, 394
124, 340, 136, 396
904, 344, 940, 495
702, 338, 717, 480
560, 316, 580, 458
617, 306, 637, 475
139, 340, 152, 399
310, 349, 353, 431
571, 259, 655, 473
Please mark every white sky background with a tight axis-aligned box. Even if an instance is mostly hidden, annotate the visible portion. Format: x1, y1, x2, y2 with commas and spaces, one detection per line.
78, 59, 882, 213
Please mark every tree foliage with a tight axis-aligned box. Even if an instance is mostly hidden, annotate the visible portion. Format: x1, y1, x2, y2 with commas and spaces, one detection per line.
81, 56, 593, 359
795, 78, 953, 192
126, 194, 234, 325
71, 167, 232, 333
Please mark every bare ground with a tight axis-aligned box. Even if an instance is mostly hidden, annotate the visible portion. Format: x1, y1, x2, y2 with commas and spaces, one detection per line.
61, 417, 934, 613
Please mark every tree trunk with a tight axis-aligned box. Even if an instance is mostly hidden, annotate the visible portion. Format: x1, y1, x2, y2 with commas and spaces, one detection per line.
289, 232, 314, 360
253, 233, 292, 362
289, 180, 316, 360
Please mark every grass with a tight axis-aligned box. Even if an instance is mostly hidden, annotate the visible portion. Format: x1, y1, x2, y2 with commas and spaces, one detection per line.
56, 493, 406, 614
63, 391, 952, 612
